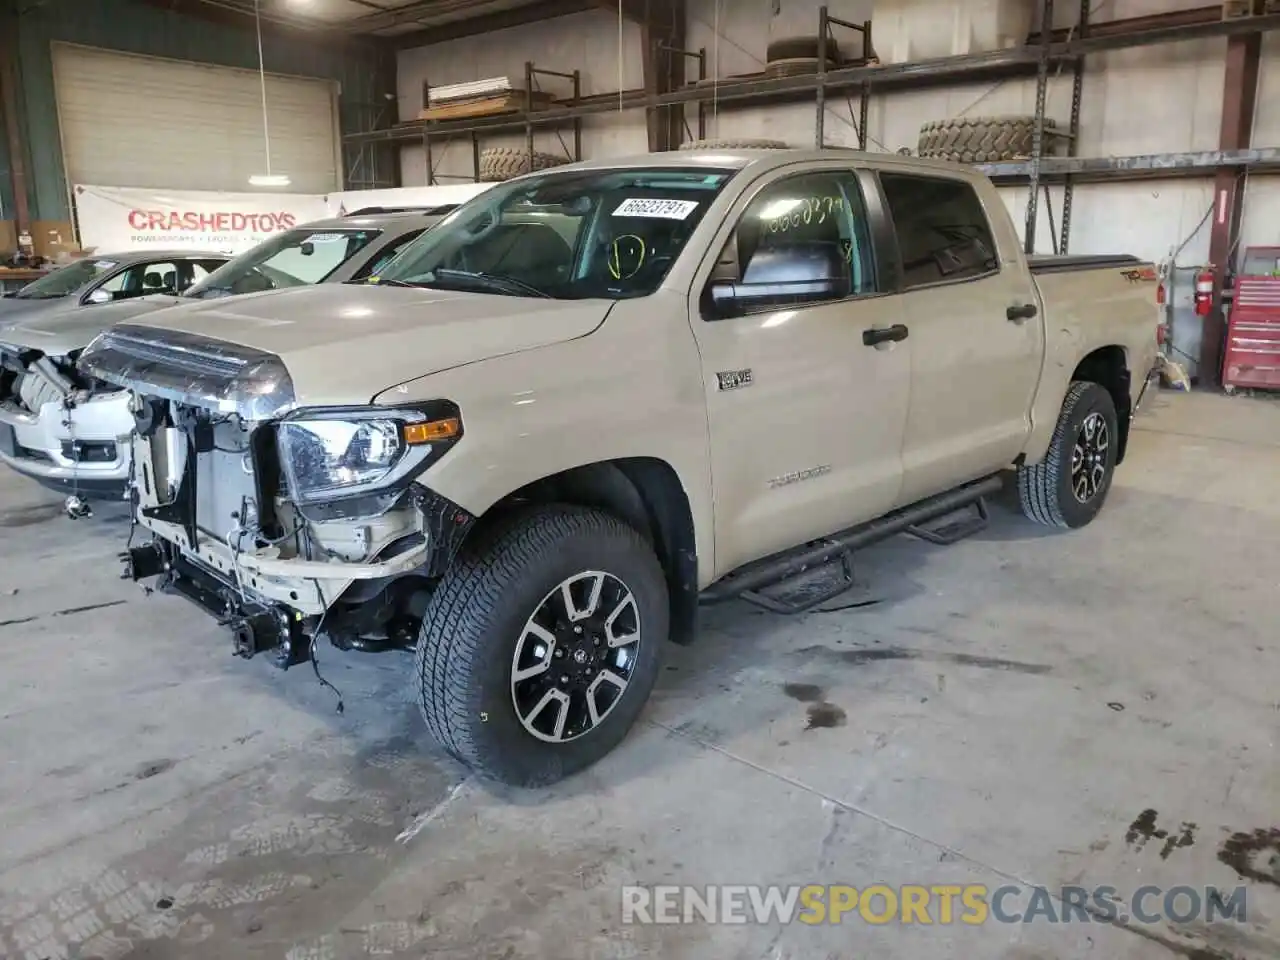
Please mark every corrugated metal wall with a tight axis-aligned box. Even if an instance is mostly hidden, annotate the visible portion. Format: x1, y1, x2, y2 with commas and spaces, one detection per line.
7, 0, 396, 221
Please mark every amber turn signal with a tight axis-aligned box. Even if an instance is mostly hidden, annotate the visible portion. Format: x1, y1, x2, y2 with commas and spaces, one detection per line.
403, 417, 461, 445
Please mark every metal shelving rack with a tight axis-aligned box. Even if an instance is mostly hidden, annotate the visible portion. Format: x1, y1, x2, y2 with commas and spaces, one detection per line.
419, 61, 586, 184
351, 4, 1280, 251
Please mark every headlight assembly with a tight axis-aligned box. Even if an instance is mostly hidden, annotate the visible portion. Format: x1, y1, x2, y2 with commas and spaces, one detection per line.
276, 404, 461, 505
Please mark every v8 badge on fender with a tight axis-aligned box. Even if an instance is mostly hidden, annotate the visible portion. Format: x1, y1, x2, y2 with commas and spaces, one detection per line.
717, 369, 753, 391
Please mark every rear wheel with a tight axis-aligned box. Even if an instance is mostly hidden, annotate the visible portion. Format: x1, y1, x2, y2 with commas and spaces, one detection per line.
1017, 381, 1119, 529
415, 505, 666, 786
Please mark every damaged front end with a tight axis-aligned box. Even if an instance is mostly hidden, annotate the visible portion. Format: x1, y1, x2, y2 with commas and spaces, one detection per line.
81, 324, 474, 669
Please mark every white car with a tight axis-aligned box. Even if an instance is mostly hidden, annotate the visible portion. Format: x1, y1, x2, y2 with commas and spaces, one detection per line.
0, 209, 451, 502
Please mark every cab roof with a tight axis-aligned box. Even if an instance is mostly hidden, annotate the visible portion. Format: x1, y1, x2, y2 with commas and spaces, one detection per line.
508, 147, 985, 180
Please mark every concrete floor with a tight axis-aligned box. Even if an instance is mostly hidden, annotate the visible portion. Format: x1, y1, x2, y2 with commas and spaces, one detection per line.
0, 389, 1277, 960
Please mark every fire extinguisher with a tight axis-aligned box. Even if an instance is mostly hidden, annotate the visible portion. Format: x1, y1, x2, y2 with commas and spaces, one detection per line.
1194, 268, 1215, 316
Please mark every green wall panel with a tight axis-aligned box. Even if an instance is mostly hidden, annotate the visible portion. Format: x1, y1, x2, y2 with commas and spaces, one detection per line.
0, 121, 11, 219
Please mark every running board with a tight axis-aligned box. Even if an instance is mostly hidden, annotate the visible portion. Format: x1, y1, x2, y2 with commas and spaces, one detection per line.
701, 475, 1002, 614
738, 550, 857, 615
905, 497, 989, 545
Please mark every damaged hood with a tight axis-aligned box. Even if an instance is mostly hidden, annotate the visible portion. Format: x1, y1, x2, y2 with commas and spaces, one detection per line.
0, 295, 183, 357
80, 284, 611, 418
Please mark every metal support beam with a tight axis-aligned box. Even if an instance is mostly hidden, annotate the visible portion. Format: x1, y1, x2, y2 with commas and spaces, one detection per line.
392, 0, 597, 48
1024, 0, 1053, 255
1058, 0, 1089, 254
141, 0, 382, 52
815, 6, 830, 147
639, 0, 686, 151
1202, 30, 1262, 386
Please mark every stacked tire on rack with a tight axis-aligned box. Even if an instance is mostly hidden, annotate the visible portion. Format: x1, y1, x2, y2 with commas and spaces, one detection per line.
478, 147, 569, 182
916, 115, 1056, 163
762, 35, 842, 79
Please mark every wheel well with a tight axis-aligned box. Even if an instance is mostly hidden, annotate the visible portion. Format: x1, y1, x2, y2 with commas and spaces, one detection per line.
1071, 346, 1132, 463
477, 459, 700, 644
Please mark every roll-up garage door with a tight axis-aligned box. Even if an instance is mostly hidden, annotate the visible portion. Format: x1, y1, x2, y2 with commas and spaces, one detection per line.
52, 43, 340, 194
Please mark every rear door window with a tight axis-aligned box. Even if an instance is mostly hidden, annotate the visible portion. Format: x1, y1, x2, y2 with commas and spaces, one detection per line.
879, 173, 999, 289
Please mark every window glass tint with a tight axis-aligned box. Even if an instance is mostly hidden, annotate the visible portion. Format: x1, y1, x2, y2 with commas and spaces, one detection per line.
728, 171, 876, 306
191, 260, 226, 284
382, 167, 734, 300
879, 173, 998, 288
353, 229, 426, 281
13, 258, 116, 300
185, 229, 380, 299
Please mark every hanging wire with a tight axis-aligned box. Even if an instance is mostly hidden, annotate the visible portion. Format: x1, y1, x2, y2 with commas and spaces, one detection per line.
253, 0, 273, 177
618, 0, 624, 114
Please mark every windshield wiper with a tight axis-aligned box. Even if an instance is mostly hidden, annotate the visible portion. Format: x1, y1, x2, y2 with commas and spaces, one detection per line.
428, 268, 552, 299
351, 277, 423, 288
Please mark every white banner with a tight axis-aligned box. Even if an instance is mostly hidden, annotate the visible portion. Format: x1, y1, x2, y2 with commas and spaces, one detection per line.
73, 184, 331, 256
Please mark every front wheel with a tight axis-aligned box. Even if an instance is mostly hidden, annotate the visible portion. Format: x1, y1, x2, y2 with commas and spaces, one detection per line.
1017, 380, 1119, 529
414, 505, 667, 787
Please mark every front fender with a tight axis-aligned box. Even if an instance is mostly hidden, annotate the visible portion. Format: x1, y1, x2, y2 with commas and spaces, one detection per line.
382, 296, 718, 586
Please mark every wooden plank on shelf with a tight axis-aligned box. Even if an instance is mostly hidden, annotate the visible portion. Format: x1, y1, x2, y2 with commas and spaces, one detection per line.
418, 91, 556, 122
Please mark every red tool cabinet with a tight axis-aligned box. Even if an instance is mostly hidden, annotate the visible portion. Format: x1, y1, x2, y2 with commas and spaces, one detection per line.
1223, 246, 1280, 392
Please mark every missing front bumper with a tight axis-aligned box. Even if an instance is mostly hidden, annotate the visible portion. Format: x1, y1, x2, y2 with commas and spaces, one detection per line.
123, 540, 312, 668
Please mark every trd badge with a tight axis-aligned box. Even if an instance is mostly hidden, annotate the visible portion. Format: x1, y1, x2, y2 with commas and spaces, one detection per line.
717, 369, 753, 391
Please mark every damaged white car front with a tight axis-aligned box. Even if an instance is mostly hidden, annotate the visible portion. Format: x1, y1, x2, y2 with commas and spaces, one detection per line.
0, 339, 134, 513
79, 324, 472, 669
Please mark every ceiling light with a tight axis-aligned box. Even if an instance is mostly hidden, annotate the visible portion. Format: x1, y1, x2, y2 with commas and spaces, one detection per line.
249, 173, 292, 187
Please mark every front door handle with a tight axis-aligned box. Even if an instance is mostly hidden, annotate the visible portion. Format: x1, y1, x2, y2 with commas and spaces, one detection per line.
863, 323, 909, 346
1007, 302, 1038, 323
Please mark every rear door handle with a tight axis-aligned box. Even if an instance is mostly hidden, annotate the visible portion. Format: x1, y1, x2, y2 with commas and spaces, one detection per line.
863, 323, 909, 346
1007, 302, 1038, 323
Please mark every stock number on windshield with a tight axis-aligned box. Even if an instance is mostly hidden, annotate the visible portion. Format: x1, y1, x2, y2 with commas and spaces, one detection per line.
765, 195, 845, 234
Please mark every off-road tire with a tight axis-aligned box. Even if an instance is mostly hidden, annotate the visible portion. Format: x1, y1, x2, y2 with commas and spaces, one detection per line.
917, 115, 1057, 163
764, 56, 825, 79
679, 137, 791, 150
1017, 381, 1119, 529
766, 36, 842, 63
415, 505, 667, 787
477, 147, 568, 182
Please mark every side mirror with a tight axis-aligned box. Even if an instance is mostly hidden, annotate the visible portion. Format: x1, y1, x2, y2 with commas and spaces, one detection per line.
707, 241, 852, 319
86, 288, 112, 304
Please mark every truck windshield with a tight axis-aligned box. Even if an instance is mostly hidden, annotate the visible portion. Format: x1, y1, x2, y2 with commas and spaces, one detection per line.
377, 166, 736, 300
185, 228, 380, 299
13, 258, 117, 300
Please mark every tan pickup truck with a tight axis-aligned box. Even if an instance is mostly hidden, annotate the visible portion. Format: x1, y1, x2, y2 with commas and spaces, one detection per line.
81, 149, 1160, 786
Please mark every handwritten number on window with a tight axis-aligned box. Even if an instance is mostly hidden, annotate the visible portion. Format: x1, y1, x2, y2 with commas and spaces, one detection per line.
765, 195, 844, 234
